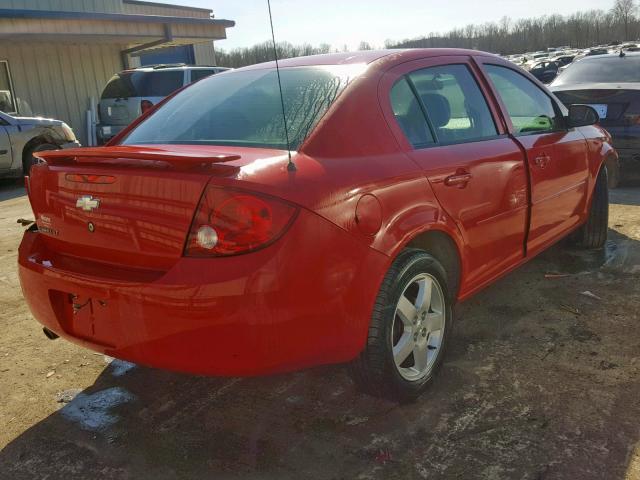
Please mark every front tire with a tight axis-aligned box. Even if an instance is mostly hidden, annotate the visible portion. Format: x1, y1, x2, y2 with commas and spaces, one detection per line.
349, 249, 452, 401
23, 142, 59, 176
576, 167, 609, 249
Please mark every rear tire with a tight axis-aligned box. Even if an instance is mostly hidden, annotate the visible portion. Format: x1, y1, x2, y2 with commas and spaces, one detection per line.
576, 167, 609, 249
349, 249, 452, 402
23, 142, 59, 176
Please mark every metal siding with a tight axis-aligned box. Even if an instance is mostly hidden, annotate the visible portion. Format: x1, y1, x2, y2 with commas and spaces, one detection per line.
122, 3, 210, 18
192, 41, 216, 65
0, 42, 123, 145
3, 0, 212, 17
2, 0, 121, 13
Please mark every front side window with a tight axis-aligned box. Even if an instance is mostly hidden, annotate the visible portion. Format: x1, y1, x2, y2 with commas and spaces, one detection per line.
485, 65, 562, 135
123, 65, 360, 150
408, 64, 498, 144
0, 61, 16, 114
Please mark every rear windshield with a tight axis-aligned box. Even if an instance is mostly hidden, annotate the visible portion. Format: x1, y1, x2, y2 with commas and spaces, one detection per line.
121, 65, 362, 150
101, 71, 184, 99
553, 56, 640, 85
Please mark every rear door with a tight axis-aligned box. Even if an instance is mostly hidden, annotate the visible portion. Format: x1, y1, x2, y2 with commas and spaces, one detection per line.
478, 60, 590, 255
381, 56, 529, 288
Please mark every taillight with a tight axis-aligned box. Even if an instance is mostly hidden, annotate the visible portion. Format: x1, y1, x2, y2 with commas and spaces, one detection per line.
184, 185, 298, 257
140, 100, 154, 114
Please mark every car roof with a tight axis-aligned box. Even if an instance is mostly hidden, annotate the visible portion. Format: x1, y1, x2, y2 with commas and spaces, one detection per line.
578, 51, 640, 61
236, 48, 499, 72
121, 65, 230, 73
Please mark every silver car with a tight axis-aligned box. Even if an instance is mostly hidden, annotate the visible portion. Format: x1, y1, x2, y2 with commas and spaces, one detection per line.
0, 111, 80, 178
97, 64, 230, 144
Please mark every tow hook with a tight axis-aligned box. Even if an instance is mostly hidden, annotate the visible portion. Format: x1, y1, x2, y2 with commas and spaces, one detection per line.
17, 218, 34, 227
71, 295, 91, 315
43, 327, 59, 340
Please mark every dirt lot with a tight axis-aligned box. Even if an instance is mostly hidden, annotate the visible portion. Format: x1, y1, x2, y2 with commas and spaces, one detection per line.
0, 179, 639, 480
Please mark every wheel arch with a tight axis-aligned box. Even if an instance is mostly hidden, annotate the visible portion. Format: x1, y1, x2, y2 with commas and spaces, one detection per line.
21, 134, 58, 172
400, 228, 463, 302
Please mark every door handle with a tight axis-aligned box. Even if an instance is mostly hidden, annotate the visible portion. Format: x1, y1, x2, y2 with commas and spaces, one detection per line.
535, 154, 551, 168
0, 149, 7, 155
444, 172, 472, 187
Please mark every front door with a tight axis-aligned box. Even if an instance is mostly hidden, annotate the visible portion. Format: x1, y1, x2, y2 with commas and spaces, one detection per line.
381, 57, 529, 290
479, 62, 590, 255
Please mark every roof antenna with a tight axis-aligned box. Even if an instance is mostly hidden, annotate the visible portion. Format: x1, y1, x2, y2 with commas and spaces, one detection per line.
267, 0, 296, 172
620, 48, 626, 57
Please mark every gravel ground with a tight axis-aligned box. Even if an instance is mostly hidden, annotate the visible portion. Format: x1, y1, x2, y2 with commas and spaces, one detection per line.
0, 179, 638, 480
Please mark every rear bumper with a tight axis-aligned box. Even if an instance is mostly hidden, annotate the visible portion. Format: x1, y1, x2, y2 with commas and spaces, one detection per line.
18, 209, 388, 376
600, 128, 640, 175
612, 147, 640, 169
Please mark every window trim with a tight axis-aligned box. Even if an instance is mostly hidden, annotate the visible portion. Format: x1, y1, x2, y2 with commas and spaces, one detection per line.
481, 62, 568, 138
404, 75, 438, 145
391, 62, 501, 150
0, 60, 17, 115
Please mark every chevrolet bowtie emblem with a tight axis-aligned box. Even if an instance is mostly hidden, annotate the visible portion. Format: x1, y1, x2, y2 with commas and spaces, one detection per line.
76, 195, 100, 212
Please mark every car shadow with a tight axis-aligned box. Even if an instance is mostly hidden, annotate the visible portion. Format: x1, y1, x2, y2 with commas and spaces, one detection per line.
1, 230, 639, 480
0, 179, 25, 202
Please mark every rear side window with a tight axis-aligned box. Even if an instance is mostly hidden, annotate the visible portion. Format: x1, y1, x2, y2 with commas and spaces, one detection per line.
390, 64, 497, 147
190, 70, 217, 83
485, 65, 561, 135
390, 78, 434, 148
101, 71, 184, 99
408, 65, 498, 144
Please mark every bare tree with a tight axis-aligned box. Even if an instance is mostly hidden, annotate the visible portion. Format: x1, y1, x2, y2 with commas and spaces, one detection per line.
612, 0, 637, 39
216, 0, 640, 67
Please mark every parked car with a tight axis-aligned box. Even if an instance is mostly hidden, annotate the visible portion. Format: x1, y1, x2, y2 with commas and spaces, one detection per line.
551, 51, 640, 187
97, 64, 230, 144
20, 49, 614, 400
555, 54, 576, 67
528, 60, 560, 83
0, 110, 79, 178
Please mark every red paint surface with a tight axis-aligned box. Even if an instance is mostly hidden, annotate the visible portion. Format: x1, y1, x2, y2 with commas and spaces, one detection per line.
19, 49, 615, 375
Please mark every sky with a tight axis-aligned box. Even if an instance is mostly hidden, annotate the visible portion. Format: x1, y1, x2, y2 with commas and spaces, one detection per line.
162, 0, 612, 51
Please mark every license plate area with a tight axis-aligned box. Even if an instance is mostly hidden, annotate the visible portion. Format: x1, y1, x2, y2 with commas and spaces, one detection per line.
587, 104, 608, 119
49, 289, 116, 347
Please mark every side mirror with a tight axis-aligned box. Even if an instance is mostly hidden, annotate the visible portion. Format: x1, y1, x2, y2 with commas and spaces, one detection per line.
567, 104, 599, 127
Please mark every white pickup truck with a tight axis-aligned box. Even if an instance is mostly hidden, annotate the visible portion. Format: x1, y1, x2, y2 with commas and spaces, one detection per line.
0, 110, 80, 179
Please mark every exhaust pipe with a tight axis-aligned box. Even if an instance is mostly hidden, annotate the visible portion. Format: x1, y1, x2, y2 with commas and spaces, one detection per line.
43, 327, 59, 340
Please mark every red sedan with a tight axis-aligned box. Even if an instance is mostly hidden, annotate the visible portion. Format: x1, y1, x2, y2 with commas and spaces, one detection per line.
19, 49, 614, 400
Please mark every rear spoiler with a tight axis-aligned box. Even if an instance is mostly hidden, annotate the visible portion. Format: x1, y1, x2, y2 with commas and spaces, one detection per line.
35, 146, 241, 172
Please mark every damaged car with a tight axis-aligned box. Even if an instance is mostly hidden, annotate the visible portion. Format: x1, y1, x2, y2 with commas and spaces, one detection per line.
0, 110, 80, 179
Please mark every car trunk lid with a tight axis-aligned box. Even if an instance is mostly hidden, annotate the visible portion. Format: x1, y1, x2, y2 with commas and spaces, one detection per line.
26, 145, 251, 271
553, 83, 640, 127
